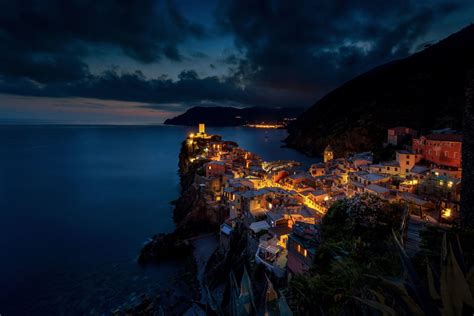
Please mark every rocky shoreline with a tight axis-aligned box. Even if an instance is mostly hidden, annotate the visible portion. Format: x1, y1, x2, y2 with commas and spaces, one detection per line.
124, 137, 227, 314
138, 138, 225, 264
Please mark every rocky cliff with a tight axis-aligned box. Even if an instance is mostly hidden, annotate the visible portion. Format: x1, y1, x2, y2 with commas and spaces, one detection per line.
138, 137, 228, 264
285, 24, 474, 157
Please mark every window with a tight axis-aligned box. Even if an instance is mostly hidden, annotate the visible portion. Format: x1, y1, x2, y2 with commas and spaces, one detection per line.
395, 168, 398, 171
406, 155, 410, 159
296, 244, 307, 257
454, 152, 458, 159
444, 151, 448, 157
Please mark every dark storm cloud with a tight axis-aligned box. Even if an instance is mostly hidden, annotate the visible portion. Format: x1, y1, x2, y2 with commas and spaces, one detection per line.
0, 0, 204, 83
216, 0, 465, 101
0, 67, 311, 109
0, 70, 249, 106
0, 0, 471, 111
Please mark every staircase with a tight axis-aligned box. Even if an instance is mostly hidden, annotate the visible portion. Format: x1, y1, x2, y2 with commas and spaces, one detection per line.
404, 215, 426, 257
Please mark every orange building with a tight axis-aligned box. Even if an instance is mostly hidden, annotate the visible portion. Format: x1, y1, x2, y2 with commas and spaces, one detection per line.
412, 134, 462, 169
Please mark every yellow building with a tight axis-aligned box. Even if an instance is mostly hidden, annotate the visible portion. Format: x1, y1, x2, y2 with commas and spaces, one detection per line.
396, 150, 421, 177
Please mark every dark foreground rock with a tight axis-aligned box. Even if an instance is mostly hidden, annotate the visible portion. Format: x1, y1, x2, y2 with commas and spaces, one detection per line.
138, 233, 193, 265
114, 256, 200, 315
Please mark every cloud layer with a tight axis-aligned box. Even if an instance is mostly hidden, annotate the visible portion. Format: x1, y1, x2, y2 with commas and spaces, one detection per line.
0, 0, 473, 120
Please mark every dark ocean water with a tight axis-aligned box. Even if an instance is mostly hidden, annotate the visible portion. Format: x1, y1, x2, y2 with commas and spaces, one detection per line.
0, 125, 315, 315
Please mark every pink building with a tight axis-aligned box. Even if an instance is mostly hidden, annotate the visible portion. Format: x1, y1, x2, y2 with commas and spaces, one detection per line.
412, 134, 462, 169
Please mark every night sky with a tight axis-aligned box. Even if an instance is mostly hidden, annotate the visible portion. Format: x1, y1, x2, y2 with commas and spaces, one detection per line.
0, 0, 473, 124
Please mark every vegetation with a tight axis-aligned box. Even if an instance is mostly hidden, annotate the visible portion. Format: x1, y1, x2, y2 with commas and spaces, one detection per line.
357, 230, 474, 316
288, 193, 474, 315
289, 194, 404, 314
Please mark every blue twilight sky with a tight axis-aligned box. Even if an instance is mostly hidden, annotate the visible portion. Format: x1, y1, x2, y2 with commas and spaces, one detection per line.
0, 0, 473, 124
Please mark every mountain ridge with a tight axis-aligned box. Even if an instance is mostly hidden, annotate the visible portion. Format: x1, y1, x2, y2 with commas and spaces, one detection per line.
164, 106, 305, 127
285, 23, 474, 157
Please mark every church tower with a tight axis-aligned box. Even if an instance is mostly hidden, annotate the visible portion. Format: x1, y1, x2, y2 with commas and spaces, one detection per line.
323, 144, 334, 163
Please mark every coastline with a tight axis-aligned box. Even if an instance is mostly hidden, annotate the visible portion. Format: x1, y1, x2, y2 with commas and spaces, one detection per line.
131, 133, 229, 314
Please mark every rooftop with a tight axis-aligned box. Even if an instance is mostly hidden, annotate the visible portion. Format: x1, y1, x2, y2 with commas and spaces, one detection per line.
410, 165, 430, 174
424, 133, 463, 142
366, 184, 390, 194
396, 150, 416, 155
356, 171, 389, 182
269, 225, 292, 237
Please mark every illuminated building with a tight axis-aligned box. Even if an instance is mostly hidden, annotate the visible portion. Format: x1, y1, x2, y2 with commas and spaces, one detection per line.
323, 144, 334, 163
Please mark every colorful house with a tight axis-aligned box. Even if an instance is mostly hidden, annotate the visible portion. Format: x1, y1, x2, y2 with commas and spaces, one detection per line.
205, 161, 226, 177
412, 133, 462, 169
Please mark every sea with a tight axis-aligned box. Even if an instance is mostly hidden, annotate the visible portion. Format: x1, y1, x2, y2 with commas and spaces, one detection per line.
0, 125, 316, 315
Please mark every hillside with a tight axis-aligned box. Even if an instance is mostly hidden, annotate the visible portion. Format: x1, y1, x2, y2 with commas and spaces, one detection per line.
285, 24, 474, 157
164, 106, 304, 127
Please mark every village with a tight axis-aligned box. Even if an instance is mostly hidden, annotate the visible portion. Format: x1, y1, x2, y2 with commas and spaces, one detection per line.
185, 123, 463, 281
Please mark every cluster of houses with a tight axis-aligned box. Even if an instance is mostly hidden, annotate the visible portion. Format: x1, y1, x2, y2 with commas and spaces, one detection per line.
185, 124, 463, 279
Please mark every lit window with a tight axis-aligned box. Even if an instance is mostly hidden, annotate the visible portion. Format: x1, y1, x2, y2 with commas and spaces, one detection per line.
442, 208, 452, 219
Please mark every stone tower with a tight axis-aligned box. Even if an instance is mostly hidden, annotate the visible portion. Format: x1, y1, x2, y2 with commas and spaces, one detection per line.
323, 145, 334, 163
198, 123, 205, 135
461, 70, 474, 228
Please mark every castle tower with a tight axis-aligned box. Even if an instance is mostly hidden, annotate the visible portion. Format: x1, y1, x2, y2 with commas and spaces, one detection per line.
198, 123, 205, 135
323, 144, 334, 163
